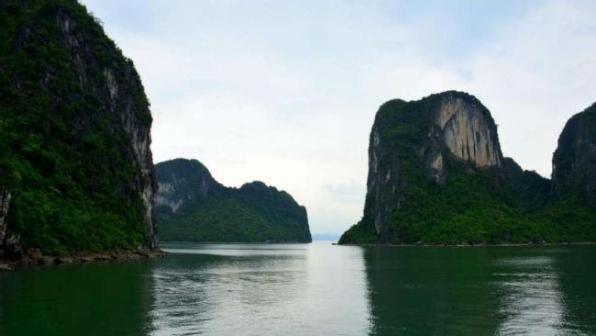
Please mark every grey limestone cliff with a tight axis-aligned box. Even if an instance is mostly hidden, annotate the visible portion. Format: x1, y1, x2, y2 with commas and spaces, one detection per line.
366, 91, 503, 234
340, 91, 596, 245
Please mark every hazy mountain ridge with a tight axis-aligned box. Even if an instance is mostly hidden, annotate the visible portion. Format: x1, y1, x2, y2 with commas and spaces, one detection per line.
154, 158, 312, 243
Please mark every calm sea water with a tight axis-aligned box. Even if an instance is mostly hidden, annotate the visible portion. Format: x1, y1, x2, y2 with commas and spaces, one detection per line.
1, 242, 596, 335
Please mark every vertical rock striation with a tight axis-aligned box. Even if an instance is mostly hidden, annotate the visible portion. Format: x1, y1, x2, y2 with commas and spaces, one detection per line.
0, 188, 14, 255
154, 159, 224, 214
434, 95, 502, 168
367, 121, 404, 235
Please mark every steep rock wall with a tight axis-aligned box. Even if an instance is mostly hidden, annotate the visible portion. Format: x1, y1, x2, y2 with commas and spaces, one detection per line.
0, 188, 14, 255
0, 0, 156, 254
363, 92, 503, 235
552, 103, 596, 206
434, 96, 502, 168
154, 159, 223, 214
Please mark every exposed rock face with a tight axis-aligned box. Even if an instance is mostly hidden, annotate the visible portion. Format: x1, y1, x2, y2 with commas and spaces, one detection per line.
433, 96, 502, 168
0, 186, 21, 257
155, 159, 224, 213
552, 103, 596, 206
367, 123, 404, 235
0, 0, 156, 254
365, 92, 503, 234
154, 159, 312, 243
57, 11, 157, 248
0, 188, 13, 254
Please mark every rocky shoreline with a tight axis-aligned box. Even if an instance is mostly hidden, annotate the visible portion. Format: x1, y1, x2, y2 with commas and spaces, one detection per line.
0, 248, 166, 271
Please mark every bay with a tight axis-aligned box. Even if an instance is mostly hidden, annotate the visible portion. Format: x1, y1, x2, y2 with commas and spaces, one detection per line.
1, 242, 596, 335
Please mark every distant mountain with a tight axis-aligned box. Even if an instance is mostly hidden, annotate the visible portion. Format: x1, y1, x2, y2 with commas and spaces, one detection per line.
154, 159, 311, 243
340, 91, 596, 245
0, 0, 156, 257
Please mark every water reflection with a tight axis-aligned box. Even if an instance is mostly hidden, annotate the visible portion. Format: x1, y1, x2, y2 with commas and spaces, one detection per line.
362, 246, 596, 336
2, 244, 596, 335
150, 242, 371, 336
495, 255, 564, 335
363, 247, 502, 335
0, 261, 154, 336
495, 247, 596, 335
548, 247, 596, 335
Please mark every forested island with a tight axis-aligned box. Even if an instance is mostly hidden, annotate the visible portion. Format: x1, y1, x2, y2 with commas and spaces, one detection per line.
0, 0, 311, 268
154, 159, 311, 243
340, 91, 596, 245
0, 0, 158, 265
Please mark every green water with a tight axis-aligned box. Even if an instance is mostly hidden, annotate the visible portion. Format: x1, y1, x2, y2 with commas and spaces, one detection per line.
1, 242, 596, 335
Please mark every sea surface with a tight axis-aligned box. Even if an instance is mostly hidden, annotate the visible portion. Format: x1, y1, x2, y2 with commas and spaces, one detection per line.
1, 242, 596, 335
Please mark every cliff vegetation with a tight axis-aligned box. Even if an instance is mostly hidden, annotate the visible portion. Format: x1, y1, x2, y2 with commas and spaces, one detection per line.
154, 159, 312, 243
0, 0, 156, 256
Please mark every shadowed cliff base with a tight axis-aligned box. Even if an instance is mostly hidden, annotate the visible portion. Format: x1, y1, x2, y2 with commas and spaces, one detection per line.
0, 248, 165, 271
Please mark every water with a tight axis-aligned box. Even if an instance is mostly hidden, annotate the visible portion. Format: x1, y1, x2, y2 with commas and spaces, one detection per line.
1, 242, 596, 335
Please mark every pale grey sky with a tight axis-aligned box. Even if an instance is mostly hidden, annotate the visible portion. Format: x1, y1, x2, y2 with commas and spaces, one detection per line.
82, 0, 596, 235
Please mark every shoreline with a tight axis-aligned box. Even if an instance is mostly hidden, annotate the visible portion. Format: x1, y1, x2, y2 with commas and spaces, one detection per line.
0, 248, 166, 271
161, 240, 313, 245
334, 241, 596, 247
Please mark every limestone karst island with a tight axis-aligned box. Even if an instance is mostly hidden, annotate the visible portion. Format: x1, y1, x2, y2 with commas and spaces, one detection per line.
340, 91, 596, 245
1, 1, 596, 335
154, 158, 311, 243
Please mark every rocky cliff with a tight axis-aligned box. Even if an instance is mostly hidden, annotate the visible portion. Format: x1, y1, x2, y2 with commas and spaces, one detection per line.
363, 92, 503, 236
433, 95, 502, 168
0, 0, 156, 256
154, 159, 311, 243
340, 91, 596, 244
0, 187, 16, 256
552, 103, 596, 206
155, 159, 224, 213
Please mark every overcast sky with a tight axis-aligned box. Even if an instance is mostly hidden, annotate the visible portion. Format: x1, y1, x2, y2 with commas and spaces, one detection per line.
82, 0, 596, 235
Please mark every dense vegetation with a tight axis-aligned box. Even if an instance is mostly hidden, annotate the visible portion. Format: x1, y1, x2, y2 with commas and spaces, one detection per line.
154, 159, 312, 243
0, 0, 154, 255
340, 93, 596, 245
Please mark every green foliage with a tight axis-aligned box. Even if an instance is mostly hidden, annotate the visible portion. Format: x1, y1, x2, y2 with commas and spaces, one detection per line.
155, 192, 311, 243
0, 0, 152, 255
153, 159, 311, 243
338, 220, 377, 244
156, 199, 286, 243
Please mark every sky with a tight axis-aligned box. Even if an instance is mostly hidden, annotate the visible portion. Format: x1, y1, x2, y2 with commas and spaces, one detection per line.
82, 0, 596, 236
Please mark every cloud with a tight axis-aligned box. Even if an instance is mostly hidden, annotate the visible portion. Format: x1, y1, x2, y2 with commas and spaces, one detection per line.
463, 0, 596, 175
82, 0, 596, 234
